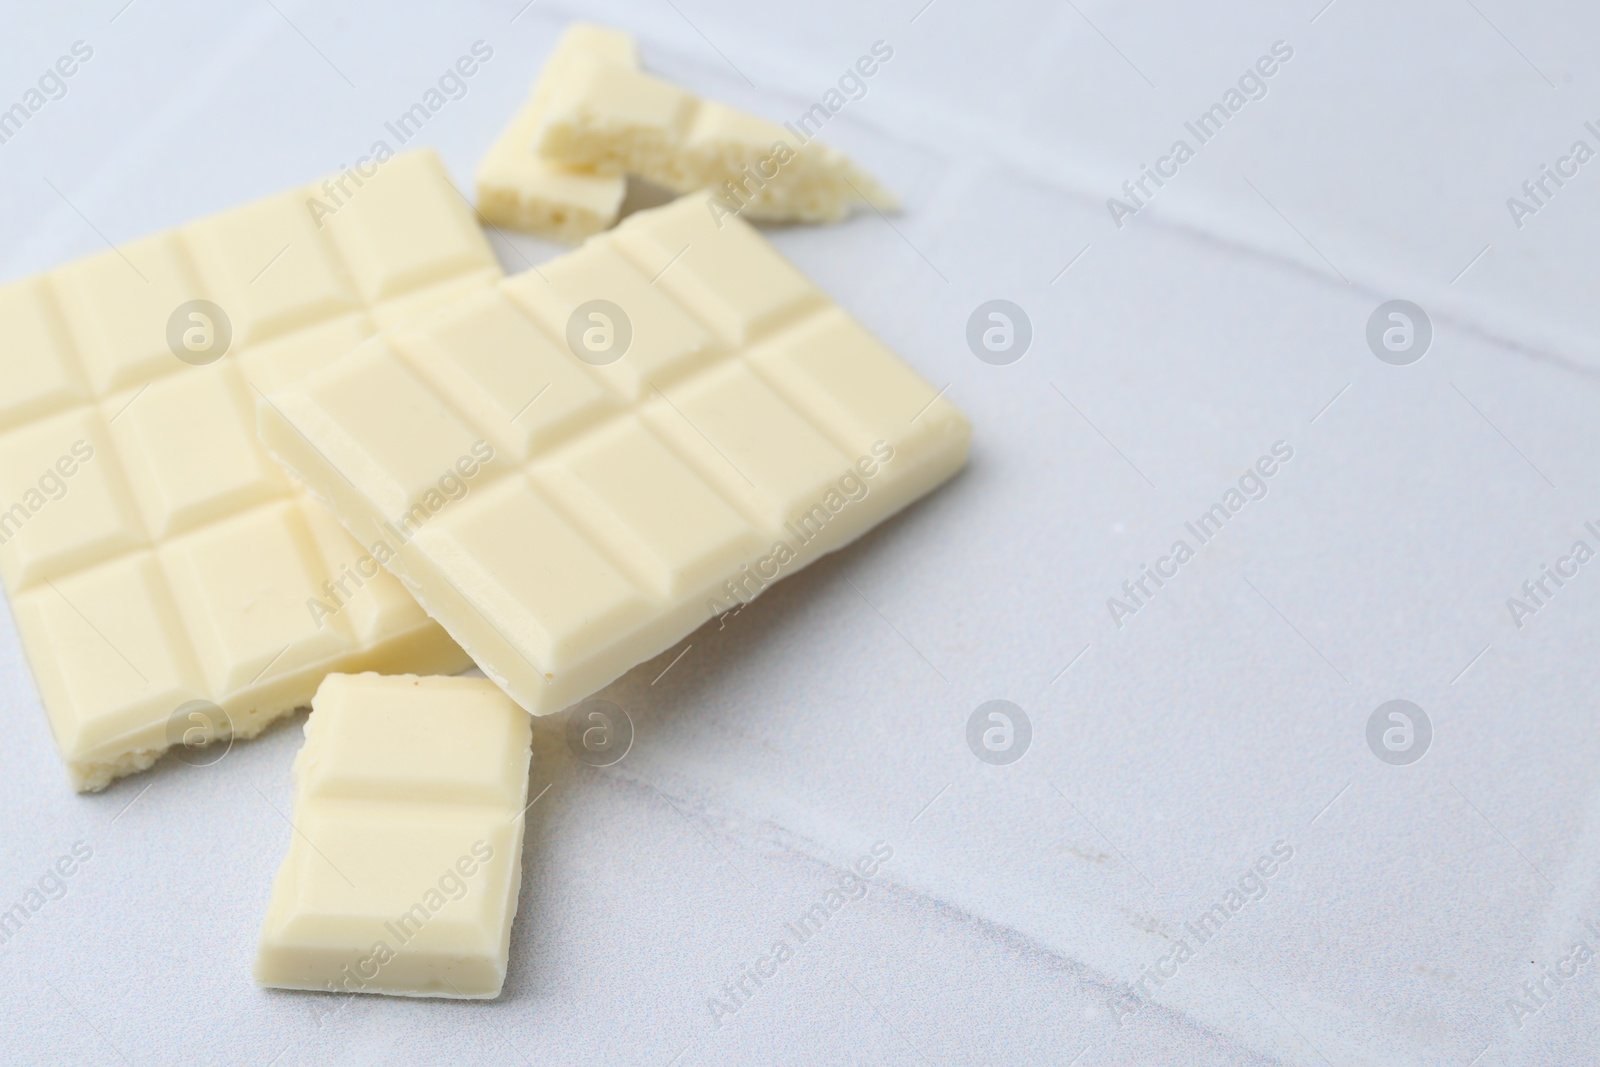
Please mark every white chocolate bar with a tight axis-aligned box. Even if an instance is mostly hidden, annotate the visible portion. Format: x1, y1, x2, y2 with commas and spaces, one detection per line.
476, 24, 638, 243
254, 673, 532, 999
0, 150, 498, 791
260, 192, 970, 715
532, 45, 897, 224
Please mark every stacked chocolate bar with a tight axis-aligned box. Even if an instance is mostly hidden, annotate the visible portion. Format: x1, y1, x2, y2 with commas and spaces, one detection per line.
0, 23, 968, 999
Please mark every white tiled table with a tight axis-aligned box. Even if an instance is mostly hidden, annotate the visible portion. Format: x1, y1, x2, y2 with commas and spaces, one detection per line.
2, 2, 1597, 1063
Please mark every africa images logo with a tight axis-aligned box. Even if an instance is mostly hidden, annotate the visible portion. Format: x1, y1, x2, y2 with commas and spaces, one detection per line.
304, 41, 494, 228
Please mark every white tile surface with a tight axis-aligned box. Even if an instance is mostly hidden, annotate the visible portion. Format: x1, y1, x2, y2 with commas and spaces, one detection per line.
1, 1, 1597, 1063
